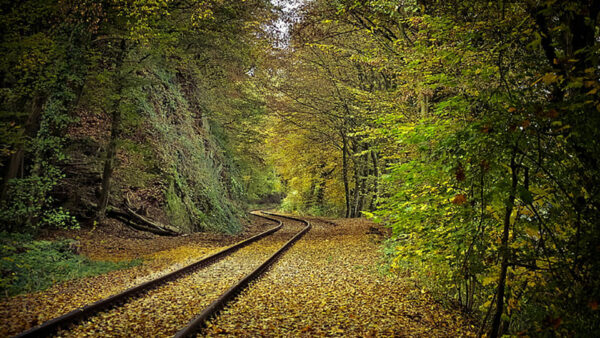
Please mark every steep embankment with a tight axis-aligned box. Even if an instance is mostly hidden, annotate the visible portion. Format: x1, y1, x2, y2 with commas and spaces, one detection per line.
63, 66, 245, 233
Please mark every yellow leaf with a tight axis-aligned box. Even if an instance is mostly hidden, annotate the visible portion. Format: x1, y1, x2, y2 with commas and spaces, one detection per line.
483, 276, 496, 286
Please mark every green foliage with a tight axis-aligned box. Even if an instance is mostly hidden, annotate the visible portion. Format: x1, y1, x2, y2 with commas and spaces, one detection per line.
359, 1, 600, 335
118, 140, 159, 189
0, 89, 81, 232
0, 1, 90, 232
0, 232, 139, 297
1, 170, 62, 231
137, 66, 243, 234
271, 0, 600, 335
95, 0, 276, 234
165, 181, 196, 233
2, 0, 277, 235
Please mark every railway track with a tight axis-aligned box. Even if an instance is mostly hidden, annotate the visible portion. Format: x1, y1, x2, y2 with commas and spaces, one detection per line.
15, 212, 310, 338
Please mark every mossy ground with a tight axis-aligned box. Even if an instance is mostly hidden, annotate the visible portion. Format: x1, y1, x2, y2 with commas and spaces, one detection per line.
0, 232, 140, 298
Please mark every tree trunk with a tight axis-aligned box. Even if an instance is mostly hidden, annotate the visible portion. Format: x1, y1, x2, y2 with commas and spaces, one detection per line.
419, 92, 430, 118
307, 179, 316, 211
355, 152, 368, 215
342, 132, 350, 218
368, 150, 379, 211
97, 108, 121, 219
356, 172, 366, 215
490, 151, 518, 338
315, 181, 324, 209
98, 40, 127, 219
351, 143, 361, 218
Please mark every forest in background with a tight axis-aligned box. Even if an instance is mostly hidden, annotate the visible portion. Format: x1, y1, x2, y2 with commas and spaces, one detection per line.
1, 0, 599, 336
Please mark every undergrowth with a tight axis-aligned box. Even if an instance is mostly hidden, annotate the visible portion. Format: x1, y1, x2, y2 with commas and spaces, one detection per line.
0, 232, 140, 297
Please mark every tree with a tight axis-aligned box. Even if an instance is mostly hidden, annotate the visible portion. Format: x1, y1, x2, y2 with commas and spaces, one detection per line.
266, 0, 600, 334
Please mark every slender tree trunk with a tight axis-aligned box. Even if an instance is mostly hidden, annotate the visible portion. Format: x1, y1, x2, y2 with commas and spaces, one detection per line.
369, 150, 379, 211
307, 179, 317, 210
1, 151, 24, 200
356, 172, 366, 215
351, 143, 361, 217
98, 40, 126, 219
490, 151, 518, 338
342, 132, 350, 218
419, 92, 430, 118
315, 181, 324, 208
356, 152, 369, 215
97, 107, 122, 218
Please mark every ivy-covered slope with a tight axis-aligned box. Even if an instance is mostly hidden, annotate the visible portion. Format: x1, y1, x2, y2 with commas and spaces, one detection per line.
64, 66, 244, 233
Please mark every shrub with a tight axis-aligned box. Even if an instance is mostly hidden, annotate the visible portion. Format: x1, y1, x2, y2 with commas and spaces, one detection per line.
0, 232, 140, 297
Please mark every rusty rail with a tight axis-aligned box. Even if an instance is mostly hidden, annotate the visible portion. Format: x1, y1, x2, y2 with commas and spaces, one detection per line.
14, 212, 283, 338
174, 212, 311, 337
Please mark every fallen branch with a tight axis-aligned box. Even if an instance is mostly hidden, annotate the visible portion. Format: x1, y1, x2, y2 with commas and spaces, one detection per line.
110, 212, 179, 236
123, 194, 182, 236
124, 206, 181, 236
86, 200, 181, 236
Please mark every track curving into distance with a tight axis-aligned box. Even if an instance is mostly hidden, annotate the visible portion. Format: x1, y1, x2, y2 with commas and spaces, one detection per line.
14, 212, 310, 338
175, 212, 310, 337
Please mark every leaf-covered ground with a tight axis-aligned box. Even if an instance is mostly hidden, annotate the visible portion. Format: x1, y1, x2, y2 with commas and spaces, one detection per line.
203, 217, 476, 336
1, 215, 476, 337
57, 216, 304, 337
0, 215, 276, 336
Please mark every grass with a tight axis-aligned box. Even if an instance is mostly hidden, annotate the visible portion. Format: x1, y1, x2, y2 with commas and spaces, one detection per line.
0, 232, 140, 297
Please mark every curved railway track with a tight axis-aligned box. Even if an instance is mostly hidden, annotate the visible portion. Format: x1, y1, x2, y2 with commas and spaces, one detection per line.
14, 212, 310, 338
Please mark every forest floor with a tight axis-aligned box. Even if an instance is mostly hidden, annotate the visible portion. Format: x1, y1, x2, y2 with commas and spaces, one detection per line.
203, 216, 476, 337
0, 214, 476, 337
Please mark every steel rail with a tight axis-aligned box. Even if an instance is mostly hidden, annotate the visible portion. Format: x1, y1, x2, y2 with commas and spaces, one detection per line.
174, 211, 311, 338
14, 212, 283, 338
